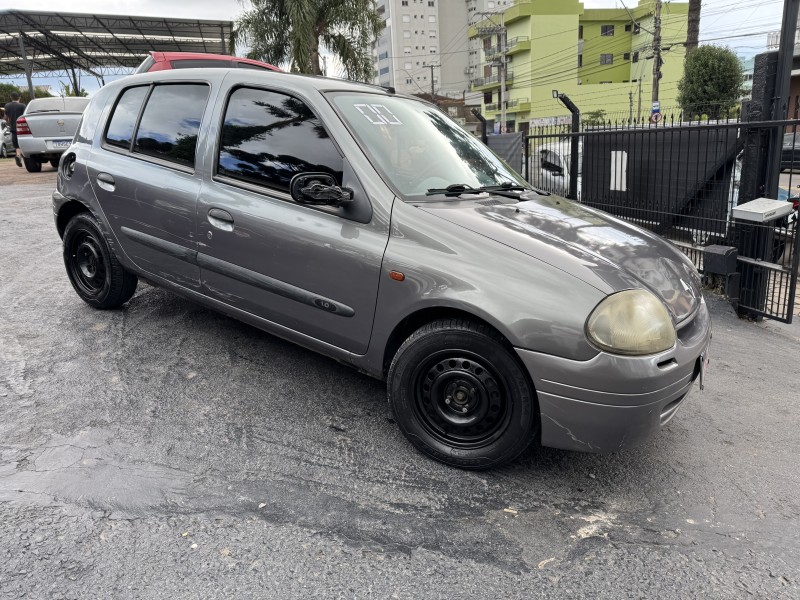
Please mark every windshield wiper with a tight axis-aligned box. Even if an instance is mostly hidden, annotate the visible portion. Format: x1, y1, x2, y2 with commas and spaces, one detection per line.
426, 182, 529, 199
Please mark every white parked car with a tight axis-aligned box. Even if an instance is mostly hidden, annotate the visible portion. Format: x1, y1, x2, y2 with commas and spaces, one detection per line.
16, 96, 90, 172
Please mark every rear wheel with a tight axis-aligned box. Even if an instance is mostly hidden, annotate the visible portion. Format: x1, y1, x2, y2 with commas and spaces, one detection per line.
63, 212, 138, 309
23, 157, 41, 173
388, 319, 538, 469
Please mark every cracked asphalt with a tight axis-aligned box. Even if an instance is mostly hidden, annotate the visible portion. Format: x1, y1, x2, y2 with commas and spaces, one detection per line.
1, 161, 799, 598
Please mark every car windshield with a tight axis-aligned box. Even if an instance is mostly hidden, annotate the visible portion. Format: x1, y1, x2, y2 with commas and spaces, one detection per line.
331, 93, 527, 198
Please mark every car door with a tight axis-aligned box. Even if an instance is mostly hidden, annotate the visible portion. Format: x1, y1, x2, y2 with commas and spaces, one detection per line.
196, 86, 388, 354
86, 82, 210, 289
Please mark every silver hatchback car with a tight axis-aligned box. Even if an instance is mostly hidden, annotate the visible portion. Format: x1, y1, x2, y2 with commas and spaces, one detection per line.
53, 69, 711, 469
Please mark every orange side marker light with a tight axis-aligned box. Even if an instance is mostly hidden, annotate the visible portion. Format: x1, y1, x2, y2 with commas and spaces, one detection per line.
389, 270, 405, 281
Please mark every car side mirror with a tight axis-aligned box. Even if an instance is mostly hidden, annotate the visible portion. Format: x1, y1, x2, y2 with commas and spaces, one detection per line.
290, 173, 353, 207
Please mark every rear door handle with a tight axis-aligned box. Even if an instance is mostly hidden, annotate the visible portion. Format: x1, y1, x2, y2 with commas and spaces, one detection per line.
208, 208, 234, 232
96, 172, 115, 191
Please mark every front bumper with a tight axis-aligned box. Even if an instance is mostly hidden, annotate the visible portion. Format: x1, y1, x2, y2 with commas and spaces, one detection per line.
517, 299, 711, 453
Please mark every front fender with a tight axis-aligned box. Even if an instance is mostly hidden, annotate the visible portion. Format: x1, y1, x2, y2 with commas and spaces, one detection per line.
357, 201, 605, 377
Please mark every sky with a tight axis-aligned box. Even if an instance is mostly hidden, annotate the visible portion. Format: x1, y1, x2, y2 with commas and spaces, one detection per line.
0, 0, 786, 94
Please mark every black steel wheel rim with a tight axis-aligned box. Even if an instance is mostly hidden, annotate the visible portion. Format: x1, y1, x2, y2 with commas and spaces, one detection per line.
412, 350, 512, 448
68, 229, 106, 296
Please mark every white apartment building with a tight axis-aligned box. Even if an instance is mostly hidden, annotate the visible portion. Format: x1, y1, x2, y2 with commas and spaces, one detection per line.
374, 0, 507, 101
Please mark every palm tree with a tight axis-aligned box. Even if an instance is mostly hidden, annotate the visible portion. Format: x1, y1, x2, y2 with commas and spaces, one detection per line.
231, 0, 384, 82
686, 0, 701, 55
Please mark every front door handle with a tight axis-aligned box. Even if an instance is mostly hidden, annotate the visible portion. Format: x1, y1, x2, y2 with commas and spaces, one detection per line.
208, 208, 234, 232
96, 172, 115, 191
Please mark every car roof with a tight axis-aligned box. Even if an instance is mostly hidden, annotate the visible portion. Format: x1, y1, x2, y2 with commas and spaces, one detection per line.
150, 51, 280, 71
108, 67, 404, 99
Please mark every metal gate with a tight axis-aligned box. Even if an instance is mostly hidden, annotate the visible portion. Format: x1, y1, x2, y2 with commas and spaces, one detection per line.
523, 117, 800, 323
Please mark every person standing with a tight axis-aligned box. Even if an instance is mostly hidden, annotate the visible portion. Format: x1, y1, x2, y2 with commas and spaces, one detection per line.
4, 91, 26, 168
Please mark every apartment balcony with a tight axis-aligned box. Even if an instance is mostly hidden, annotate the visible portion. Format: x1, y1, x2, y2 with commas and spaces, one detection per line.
505, 36, 530, 55
506, 0, 534, 25
484, 98, 530, 114
471, 71, 514, 91
767, 29, 800, 54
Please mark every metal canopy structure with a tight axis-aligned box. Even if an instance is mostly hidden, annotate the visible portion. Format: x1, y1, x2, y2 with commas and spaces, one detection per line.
0, 9, 232, 95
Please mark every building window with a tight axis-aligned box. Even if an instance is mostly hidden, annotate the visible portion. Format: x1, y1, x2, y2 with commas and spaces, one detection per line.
600, 53, 613, 65
578, 54, 583, 67
429, 15, 436, 22
428, 0, 434, 5
405, 62, 412, 69
623, 52, 631, 61
402, 0, 408, 4
599, 81, 612, 84
404, 47, 412, 54
633, 23, 641, 34
430, 47, 437, 53
379, 67, 390, 75
625, 24, 632, 32
402, 15, 410, 22
403, 30, 411, 38
632, 51, 639, 63
601, 25, 615, 36
429, 30, 436, 38
406, 78, 412, 84
579, 25, 583, 39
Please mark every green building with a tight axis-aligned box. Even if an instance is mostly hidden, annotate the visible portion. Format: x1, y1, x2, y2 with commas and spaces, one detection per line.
470, 0, 690, 132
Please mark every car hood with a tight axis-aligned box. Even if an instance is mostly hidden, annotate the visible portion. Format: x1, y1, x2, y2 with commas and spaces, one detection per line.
419, 193, 702, 322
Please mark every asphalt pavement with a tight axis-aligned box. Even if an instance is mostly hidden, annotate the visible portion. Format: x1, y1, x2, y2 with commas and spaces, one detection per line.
1, 161, 799, 599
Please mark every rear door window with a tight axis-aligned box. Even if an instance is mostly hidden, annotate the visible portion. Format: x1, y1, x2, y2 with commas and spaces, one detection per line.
217, 87, 343, 193
134, 84, 209, 167
105, 86, 149, 149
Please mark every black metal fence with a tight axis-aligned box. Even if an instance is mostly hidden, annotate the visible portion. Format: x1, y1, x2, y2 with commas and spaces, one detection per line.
523, 115, 800, 323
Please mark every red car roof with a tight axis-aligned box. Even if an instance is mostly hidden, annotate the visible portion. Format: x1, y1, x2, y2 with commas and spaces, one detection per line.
145, 51, 280, 72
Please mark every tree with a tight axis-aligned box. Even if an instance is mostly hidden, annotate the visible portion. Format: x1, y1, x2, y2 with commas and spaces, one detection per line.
0, 83, 53, 105
686, 0, 701, 55
583, 109, 607, 127
678, 46, 743, 119
231, 0, 384, 82
60, 82, 88, 97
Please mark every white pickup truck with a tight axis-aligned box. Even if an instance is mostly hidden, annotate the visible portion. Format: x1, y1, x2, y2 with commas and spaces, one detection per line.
16, 96, 89, 172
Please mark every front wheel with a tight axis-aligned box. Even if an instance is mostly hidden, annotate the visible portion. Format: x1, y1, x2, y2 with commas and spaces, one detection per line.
23, 157, 41, 173
388, 319, 538, 469
63, 212, 138, 309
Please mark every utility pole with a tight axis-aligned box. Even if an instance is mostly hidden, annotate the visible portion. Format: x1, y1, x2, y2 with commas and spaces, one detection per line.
629, 90, 634, 123
427, 64, 439, 104
498, 12, 507, 133
765, 0, 800, 199
652, 0, 663, 105
637, 77, 643, 122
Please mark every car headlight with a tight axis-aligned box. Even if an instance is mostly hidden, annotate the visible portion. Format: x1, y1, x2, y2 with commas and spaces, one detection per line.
586, 289, 676, 355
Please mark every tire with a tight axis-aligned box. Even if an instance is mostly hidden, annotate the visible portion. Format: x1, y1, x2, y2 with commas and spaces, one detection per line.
0, 145, 7, 158
62, 212, 138, 309
388, 319, 538, 470
50, 159, 59, 168
23, 157, 41, 173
